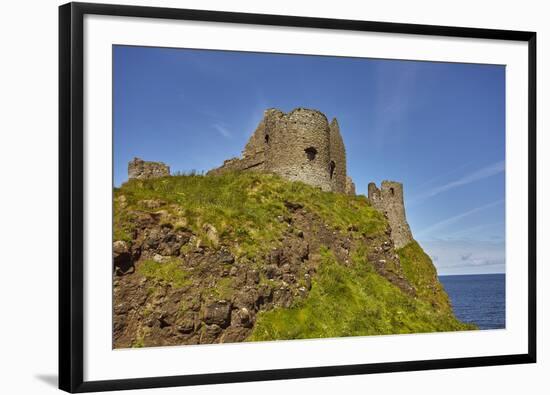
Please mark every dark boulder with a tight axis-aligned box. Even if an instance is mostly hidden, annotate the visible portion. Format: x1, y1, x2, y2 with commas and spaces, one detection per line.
202, 301, 232, 327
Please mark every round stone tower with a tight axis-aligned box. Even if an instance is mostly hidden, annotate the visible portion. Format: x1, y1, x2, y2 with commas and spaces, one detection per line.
264, 108, 332, 191
209, 107, 354, 194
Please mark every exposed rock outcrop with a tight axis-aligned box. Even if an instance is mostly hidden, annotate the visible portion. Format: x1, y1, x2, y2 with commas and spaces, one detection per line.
113, 193, 415, 347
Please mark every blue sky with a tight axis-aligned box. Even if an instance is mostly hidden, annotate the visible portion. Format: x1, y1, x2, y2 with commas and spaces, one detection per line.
114, 45, 505, 275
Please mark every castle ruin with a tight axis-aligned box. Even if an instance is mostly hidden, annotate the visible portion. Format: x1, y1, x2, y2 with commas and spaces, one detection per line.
126, 107, 414, 249
128, 157, 170, 180
368, 181, 413, 248
208, 108, 355, 194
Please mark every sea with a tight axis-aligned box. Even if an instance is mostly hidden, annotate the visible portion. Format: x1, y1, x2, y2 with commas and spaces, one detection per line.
438, 273, 505, 330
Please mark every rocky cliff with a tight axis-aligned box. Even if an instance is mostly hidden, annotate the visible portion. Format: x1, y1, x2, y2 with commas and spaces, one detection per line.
113, 172, 473, 348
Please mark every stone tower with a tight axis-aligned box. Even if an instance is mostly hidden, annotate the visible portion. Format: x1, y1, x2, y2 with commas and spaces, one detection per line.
126, 108, 417, 250
209, 108, 352, 194
329, 118, 347, 193
262, 108, 332, 191
368, 181, 413, 249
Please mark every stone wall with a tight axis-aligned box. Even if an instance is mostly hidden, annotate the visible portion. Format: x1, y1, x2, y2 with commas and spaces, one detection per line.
126, 110, 418, 250
368, 181, 413, 249
128, 157, 170, 180
209, 107, 353, 194
266, 108, 332, 191
207, 151, 266, 175
329, 119, 347, 193
345, 176, 356, 195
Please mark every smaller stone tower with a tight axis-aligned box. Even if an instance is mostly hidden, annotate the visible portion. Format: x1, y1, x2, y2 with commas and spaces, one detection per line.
128, 157, 170, 180
368, 181, 413, 249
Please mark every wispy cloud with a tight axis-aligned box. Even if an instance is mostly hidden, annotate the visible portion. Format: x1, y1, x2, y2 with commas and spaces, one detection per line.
410, 160, 505, 204
197, 108, 221, 119
243, 90, 270, 137
370, 64, 422, 148
419, 238, 505, 275
444, 221, 505, 241
412, 160, 475, 192
212, 123, 232, 139
417, 199, 504, 238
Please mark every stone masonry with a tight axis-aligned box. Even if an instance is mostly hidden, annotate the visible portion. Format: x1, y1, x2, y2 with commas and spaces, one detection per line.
125, 108, 415, 249
208, 108, 352, 194
368, 181, 413, 249
345, 176, 356, 195
128, 157, 170, 180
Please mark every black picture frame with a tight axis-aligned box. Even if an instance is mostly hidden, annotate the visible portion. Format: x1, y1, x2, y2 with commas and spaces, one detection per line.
59, 2, 537, 393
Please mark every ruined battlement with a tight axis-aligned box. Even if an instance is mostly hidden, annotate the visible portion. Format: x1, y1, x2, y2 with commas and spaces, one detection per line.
368, 181, 413, 249
125, 108, 418, 249
209, 108, 351, 194
128, 157, 170, 180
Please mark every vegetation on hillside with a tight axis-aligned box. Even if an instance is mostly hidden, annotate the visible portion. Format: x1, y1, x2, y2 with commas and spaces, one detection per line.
137, 258, 192, 289
114, 171, 387, 261
113, 172, 475, 347
250, 246, 474, 341
398, 241, 454, 311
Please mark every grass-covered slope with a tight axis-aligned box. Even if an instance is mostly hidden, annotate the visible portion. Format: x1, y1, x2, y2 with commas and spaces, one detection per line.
113, 172, 474, 348
115, 171, 386, 261
398, 241, 454, 311
250, 247, 473, 341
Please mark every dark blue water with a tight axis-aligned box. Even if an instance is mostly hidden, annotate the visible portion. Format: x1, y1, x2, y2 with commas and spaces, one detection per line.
439, 274, 505, 330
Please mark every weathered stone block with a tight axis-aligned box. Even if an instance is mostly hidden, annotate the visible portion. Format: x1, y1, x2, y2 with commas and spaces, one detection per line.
128, 157, 170, 180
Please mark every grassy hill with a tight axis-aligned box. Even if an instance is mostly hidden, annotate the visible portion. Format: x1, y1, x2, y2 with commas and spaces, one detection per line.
113, 172, 474, 348
250, 245, 470, 340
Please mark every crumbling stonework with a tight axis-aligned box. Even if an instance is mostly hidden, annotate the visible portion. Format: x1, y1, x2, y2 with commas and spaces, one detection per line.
368, 181, 413, 249
209, 108, 353, 194
126, 109, 416, 249
345, 176, 356, 196
328, 119, 347, 193
128, 157, 170, 180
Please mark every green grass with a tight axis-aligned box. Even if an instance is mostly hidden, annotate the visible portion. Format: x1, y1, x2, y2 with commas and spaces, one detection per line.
249, 247, 474, 341
112, 206, 136, 243
137, 259, 191, 289
114, 172, 386, 260
207, 277, 235, 300
398, 241, 453, 311
131, 325, 151, 348
116, 172, 474, 340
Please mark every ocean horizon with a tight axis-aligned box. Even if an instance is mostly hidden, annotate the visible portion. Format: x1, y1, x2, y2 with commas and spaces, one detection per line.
439, 273, 505, 330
